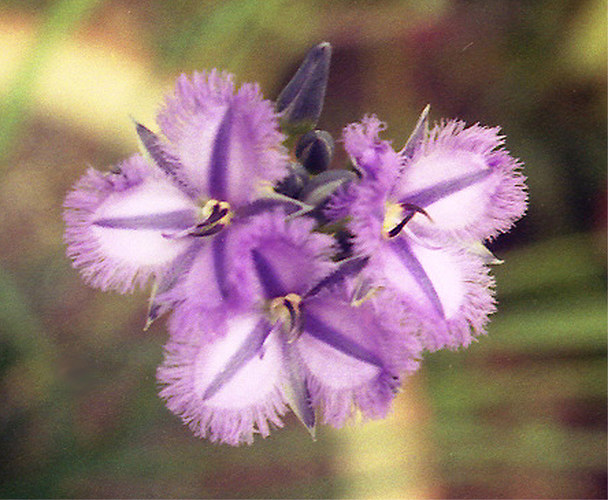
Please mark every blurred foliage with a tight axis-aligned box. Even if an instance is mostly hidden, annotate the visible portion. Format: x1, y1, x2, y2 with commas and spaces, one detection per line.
0, 0, 605, 498
425, 232, 606, 498
0, 0, 102, 164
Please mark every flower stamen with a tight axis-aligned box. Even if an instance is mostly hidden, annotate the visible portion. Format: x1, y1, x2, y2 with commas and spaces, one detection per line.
269, 293, 303, 343
162, 199, 234, 239
382, 202, 430, 239
181, 199, 233, 237
200, 199, 233, 227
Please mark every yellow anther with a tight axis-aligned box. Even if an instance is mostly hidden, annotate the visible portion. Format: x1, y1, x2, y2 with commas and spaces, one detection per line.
284, 293, 302, 308
199, 199, 233, 226
269, 293, 303, 343
382, 202, 404, 239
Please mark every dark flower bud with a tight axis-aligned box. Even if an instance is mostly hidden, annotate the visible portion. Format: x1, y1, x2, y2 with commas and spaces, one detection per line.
295, 130, 334, 174
276, 42, 332, 132
275, 162, 309, 198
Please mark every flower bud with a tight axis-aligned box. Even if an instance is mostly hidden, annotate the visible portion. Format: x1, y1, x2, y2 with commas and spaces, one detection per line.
295, 130, 334, 174
276, 42, 332, 131
275, 162, 309, 198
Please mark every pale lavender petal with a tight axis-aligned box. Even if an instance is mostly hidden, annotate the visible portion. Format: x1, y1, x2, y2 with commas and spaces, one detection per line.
93, 210, 194, 230
158, 312, 288, 446
302, 310, 384, 367
341, 180, 387, 256
201, 317, 273, 401
387, 238, 445, 319
324, 180, 359, 222
161, 234, 239, 339
294, 294, 417, 426
397, 120, 528, 242
342, 115, 401, 188
228, 211, 336, 299
401, 168, 492, 209
63, 155, 197, 293
304, 255, 369, 298
368, 235, 496, 350
157, 70, 289, 206
211, 232, 231, 299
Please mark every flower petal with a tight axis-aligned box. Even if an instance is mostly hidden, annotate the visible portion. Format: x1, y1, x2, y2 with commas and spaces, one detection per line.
342, 115, 401, 188
304, 255, 369, 298
397, 121, 527, 242
157, 70, 289, 205
161, 233, 239, 338
63, 155, 197, 293
295, 295, 410, 426
370, 235, 496, 350
228, 211, 335, 299
157, 312, 287, 446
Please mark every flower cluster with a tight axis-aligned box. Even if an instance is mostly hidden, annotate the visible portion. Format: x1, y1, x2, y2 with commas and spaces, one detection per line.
63, 43, 527, 445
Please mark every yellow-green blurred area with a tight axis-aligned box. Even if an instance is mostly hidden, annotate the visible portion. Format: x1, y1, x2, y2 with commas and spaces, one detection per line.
0, 0, 605, 498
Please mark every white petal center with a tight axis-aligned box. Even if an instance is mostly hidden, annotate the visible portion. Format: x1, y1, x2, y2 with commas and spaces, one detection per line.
298, 333, 379, 389
92, 178, 195, 267
194, 314, 283, 409
404, 151, 499, 231
382, 240, 464, 319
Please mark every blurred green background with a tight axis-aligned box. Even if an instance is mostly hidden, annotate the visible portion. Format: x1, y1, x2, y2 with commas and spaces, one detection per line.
0, 0, 605, 498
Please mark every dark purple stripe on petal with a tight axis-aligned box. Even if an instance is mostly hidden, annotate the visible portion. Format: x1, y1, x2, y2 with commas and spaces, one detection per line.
251, 248, 286, 299
304, 256, 368, 298
93, 209, 195, 230
212, 233, 230, 299
302, 311, 383, 368
401, 169, 492, 208
208, 107, 233, 200
135, 122, 198, 198
202, 319, 273, 401
388, 238, 445, 318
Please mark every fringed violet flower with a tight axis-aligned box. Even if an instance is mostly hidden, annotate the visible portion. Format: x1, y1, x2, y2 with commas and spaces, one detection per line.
63, 42, 528, 446
329, 112, 527, 350
157, 212, 421, 445
64, 70, 289, 319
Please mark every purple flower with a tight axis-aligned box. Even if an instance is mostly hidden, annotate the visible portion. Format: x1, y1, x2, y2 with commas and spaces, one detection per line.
63, 71, 289, 315
62, 43, 528, 446
157, 212, 421, 445
329, 113, 527, 350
